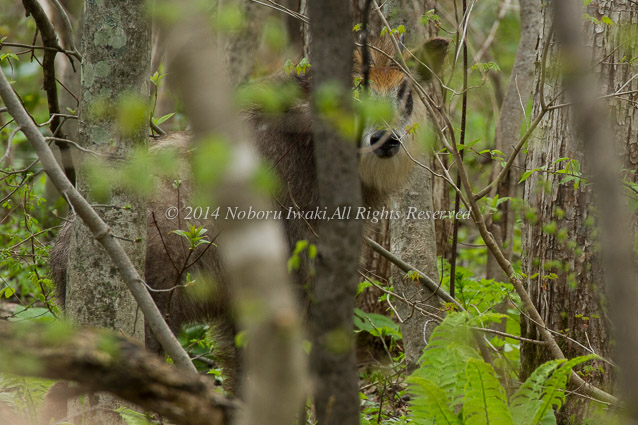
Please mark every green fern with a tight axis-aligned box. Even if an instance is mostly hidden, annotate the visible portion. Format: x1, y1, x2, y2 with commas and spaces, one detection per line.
467, 312, 508, 329
510, 359, 565, 425
409, 377, 462, 425
463, 358, 513, 425
412, 312, 480, 406
408, 312, 599, 425
532, 355, 598, 424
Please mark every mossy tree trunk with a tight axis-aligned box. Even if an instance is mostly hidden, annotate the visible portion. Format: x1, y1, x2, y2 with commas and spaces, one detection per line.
65, 1, 151, 423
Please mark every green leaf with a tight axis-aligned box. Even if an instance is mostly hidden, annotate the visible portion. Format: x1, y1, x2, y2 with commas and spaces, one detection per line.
421, 9, 441, 25
283, 59, 295, 75
169, 225, 211, 250
519, 168, 542, 183
583, 13, 601, 26
8, 307, 55, 323
1, 286, 15, 298
412, 313, 480, 403
153, 112, 175, 125
296, 57, 311, 76
308, 243, 317, 259
353, 308, 401, 341
356, 280, 372, 297
287, 255, 300, 272
1, 53, 19, 62
552, 157, 570, 165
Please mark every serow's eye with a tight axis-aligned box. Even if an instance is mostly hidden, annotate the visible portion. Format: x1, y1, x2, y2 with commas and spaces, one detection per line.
397, 79, 414, 117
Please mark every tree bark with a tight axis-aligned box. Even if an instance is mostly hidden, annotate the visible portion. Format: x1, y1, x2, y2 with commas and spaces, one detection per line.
221, 0, 270, 85
307, 2, 361, 424
521, 1, 637, 421
386, 0, 442, 373
552, 0, 638, 420
485, 0, 541, 284
65, 1, 151, 423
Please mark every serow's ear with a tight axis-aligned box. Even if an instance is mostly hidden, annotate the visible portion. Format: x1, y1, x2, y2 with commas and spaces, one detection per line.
411, 37, 450, 81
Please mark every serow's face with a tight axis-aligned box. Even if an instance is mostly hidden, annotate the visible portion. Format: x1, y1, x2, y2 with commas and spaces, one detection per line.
359, 67, 420, 195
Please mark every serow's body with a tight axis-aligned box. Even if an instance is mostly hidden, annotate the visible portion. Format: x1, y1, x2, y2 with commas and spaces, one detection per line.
50, 36, 449, 392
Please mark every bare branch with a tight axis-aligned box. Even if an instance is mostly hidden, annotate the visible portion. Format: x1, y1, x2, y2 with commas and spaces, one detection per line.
364, 237, 462, 309
248, 0, 309, 24
475, 0, 512, 63
0, 41, 80, 59
21, 0, 76, 184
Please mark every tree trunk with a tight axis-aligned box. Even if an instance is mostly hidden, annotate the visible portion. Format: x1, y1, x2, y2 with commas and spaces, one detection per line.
386, 0, 442, 373
521, 0, 637, 421
65, 1, 150, 423
485, 0, 540, 285
221, 0, 270, 86
307, 2, 361, 424
552, 1, 638, 421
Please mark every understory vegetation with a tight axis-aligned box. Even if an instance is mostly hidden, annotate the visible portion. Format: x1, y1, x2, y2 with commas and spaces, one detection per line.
1, 0, 635, 424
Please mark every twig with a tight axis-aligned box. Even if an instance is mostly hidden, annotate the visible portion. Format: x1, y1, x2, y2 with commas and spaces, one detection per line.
450, 0, 471, 298
45, 137, 102, 156
0, 42, 81, 60
0, 127, 18, 164
364, 236, 462, 310
362, 274, 443, 321
249, 0, 309, 24
475, 0, 512, 63
473, 108, 547, 200
546, 89, 638, 110
21, 0, 76, 184
47, 0, 78, 53
0, 322, 237, 425
473, 326, 545, 345
150, 120, 166, 136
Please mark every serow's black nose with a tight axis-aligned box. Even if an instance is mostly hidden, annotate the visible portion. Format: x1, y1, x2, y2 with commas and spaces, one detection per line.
370, 130, 401, 158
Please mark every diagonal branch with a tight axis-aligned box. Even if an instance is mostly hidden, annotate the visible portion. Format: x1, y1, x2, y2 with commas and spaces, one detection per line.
0, 67, 196, 373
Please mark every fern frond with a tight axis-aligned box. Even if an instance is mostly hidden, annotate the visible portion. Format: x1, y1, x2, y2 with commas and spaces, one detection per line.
468, 312, 508, 328
531, 355, 598, 424
412, 312, 481, 405
510, 359, 565, 425
409, 377, 463, 425
462, 358, 514, 425
510, 355, 597, 425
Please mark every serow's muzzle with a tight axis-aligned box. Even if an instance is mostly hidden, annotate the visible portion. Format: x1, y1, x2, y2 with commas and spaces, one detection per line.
371, 130, 401, 158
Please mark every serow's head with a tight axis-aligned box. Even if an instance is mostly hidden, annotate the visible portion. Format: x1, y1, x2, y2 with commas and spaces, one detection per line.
355, 36, 449, 198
